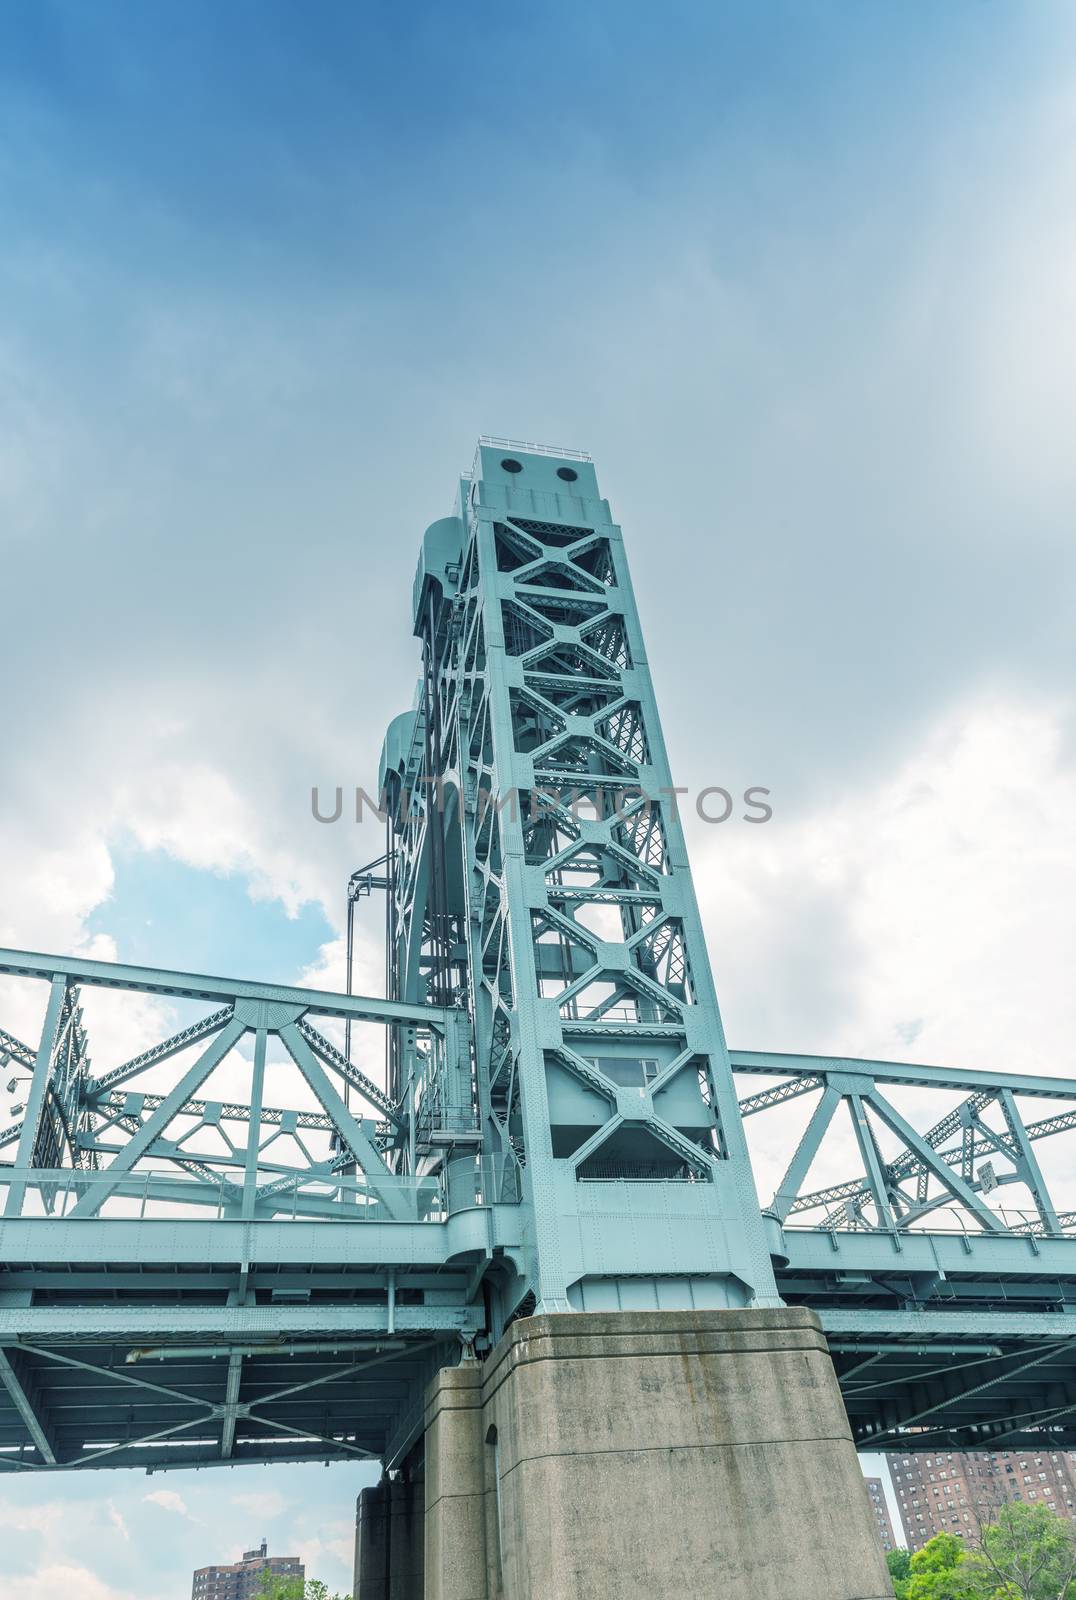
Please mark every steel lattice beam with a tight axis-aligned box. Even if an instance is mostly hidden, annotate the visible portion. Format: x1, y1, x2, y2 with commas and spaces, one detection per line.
1, 445, 1075, 1471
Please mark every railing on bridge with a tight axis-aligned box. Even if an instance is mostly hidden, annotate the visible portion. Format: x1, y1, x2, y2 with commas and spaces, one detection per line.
0, 1156, 521, 1223
783, 1206, 1073, 1238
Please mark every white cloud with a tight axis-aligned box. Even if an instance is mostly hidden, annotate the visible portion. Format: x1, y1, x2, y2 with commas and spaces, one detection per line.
231, 1489, 288, 1520
957, 83, 1076, 515
142, 1489, 190, 1517
694, 694, 1076, 1209
107, 1502, 130, 1543
0, 1497, 67, 1535
280, 1517, 361, 1577
703, 693, 1076, 1069
114, 757, 315, 918
320, 1519, 358, 1568
3, 1565, 136, 1600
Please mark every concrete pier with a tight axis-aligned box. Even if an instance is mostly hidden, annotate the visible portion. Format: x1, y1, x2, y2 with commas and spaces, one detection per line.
361, 1307, 893, 1600
356, 1475, 425, 1600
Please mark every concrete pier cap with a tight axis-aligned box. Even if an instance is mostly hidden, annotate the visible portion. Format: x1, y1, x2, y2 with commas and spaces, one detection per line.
358, 1305, 894, 1600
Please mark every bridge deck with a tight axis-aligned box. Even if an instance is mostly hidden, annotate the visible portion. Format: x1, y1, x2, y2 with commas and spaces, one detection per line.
0, 1211, 1072, 1469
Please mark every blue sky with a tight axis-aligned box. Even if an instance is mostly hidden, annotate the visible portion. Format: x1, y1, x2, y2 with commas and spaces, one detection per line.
2, 1, 1076, 1592
85, 844, 334, 979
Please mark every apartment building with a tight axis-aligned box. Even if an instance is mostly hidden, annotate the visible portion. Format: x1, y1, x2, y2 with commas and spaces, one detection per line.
887, 1451, 1076, 1551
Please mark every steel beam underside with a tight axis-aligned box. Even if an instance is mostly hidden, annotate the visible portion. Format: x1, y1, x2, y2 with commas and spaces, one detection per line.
0, 1335, 448, 1473
0, 1217, 497, 1472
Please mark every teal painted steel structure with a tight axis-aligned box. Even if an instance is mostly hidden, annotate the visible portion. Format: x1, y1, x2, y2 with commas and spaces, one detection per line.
1, 438, 1075, 1470
390, 439, 780, 1321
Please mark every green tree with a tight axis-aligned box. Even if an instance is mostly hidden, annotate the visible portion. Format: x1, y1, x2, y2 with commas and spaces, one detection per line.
887, 1504, 1076, 1600
895, 1532, 983, 1600
972, 1500, 1076, 1600
257, 1575, 352, 1600
888, 1548, 912, 1584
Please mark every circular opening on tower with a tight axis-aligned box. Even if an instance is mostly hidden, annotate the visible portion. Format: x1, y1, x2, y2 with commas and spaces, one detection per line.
501, 457, 523, 474
556, 466, 578, 482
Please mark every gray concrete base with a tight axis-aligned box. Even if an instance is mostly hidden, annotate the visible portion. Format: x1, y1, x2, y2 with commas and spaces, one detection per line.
425, 1364, 488, 1600
356, 1476, 425, 1600
424, 1307, 893, 1600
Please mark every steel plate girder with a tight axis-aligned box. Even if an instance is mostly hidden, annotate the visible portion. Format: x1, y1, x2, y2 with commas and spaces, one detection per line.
0, 1304, 482, 1338
731, 1049, 1076, 1101
774, 1223, 1076, 1280
0, 950, 449, 1029
0, 1207, 517, 1265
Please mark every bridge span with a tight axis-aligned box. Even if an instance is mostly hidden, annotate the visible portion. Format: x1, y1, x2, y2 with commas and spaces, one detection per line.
1, 441, 1072, 1599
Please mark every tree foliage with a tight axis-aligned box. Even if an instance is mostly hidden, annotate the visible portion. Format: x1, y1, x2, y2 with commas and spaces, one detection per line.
893, 1532, 984, 1600
975, 1500, 1076, 1599
888, 1548, 912, 1582
256, 1575, 351, 1600
888, 1502, 1076, 1600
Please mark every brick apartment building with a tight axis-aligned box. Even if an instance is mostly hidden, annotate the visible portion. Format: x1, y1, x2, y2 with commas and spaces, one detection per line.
887, 1451, 1076, 1551
865, 1476, 897, 1552
191, 1540, 304, 1600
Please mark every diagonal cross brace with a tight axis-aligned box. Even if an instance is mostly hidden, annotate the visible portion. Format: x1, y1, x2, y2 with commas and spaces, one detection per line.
0, 1027, 36, 1071
69, 1017, 247, 1219
4, 976, 68, 1218
0, 1348, 56, 1464
278, 1024, 413, 1221
768, 1084, 843, 1223
297, 1020, 401, 1126
866, 1088, 1008, 1234
89, 1007, 236, 1097
998, 1087, 1062, 1234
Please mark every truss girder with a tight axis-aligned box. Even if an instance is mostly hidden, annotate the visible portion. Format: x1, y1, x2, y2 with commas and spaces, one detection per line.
0, 949, 447, 1027
89, 1007, 236, 1098
730, 1050, 1076, 1242
3, 447, 1076, 1471
0, 1027, 36, 1071
0, 947, 463, 1231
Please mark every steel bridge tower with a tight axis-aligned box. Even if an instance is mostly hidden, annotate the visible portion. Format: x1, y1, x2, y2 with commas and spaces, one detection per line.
388, 439, 780, 1318
361, 440, 890, 1599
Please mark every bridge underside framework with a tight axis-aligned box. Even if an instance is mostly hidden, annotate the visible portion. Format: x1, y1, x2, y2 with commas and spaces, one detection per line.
0, 946, 1075, 1471
1, 440, 1074, 1595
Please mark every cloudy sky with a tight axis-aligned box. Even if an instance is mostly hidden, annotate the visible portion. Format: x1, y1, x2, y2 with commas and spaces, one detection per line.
2, 0, 1076, 1591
